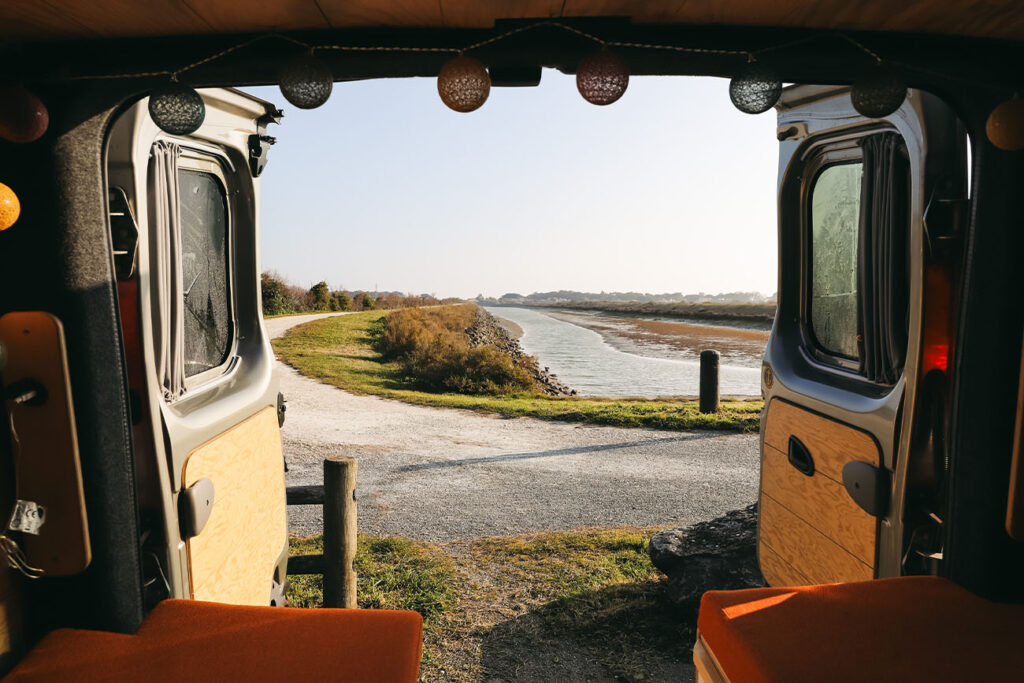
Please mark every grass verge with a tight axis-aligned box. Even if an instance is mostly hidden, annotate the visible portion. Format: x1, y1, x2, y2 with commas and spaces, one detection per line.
287, 529, 692, 681
272, 310, 762, 432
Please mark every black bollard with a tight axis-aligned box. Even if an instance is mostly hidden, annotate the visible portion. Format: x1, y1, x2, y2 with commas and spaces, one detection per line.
700, 349, 720, 414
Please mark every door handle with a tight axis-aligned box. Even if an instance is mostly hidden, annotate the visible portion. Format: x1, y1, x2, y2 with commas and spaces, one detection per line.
179, 478, 215, 539
787, 436, 815, 476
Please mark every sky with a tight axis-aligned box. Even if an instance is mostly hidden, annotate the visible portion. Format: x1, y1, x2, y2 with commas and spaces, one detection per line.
245, 72, 779, 299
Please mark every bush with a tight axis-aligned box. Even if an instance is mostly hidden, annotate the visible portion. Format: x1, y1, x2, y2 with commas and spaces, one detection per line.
374, 305, 538, 395
310, 281, 332, 311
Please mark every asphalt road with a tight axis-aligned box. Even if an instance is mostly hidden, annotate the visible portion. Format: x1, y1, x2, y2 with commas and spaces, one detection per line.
267, 313, 760, 541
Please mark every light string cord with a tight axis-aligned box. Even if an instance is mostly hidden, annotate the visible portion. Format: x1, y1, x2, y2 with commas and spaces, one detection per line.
0, 410, 45, 579
59, 19, 1017, 93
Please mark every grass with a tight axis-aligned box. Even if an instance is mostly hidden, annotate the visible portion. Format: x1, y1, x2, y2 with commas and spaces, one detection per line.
287, 529, 693, 681
273, 309, 763, 432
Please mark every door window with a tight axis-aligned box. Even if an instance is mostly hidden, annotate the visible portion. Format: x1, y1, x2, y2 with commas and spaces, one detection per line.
178, 169, 231, 377
809, 162, 863, 359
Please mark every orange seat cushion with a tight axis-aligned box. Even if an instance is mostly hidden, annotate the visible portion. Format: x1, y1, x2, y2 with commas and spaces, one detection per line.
4, 600, 423, 682
698, 576, 1024, 683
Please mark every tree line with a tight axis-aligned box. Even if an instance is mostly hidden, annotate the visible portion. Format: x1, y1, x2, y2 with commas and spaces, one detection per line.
261, 271, 460, 316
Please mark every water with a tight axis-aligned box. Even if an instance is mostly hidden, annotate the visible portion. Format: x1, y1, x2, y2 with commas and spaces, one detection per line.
485, 306, 764, 398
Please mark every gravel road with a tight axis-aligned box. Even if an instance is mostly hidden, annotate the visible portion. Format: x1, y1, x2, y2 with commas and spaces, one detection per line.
267, 313, 760, 541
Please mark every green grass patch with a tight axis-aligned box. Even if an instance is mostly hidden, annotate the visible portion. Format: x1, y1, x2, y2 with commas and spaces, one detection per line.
286, 528, 691, 681
287, 534, 458, 622
273, 309, 762, 432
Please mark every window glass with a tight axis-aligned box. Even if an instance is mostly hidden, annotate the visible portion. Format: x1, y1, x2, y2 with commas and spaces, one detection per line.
810, 162, 862, 359
178, 169, 231, 377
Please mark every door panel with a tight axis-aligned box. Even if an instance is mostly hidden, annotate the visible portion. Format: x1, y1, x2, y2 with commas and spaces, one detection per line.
760, 497, 873, 585
761, 85, 966, 585
760, 399, 880, 583
183, 406, 286, 605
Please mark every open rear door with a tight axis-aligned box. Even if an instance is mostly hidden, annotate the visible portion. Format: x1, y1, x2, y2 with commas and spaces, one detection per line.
759, 85, 966, 585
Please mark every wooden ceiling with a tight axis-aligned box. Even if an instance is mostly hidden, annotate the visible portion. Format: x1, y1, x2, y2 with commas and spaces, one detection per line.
2, 0, 1023, 42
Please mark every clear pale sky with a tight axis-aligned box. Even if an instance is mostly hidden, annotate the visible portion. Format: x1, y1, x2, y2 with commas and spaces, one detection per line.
245, 73, 779, 299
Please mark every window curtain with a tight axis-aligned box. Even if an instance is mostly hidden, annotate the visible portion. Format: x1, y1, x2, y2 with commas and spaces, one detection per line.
150, 141, 185, 400
857, 133, 910, 384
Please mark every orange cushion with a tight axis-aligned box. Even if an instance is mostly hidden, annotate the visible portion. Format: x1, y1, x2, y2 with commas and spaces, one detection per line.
698, 576, 1024, 683
4, 600, 423, 682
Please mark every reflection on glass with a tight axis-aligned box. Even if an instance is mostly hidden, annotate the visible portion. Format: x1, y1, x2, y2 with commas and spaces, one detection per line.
179, 169, 230, 376
810, 163, 862, 359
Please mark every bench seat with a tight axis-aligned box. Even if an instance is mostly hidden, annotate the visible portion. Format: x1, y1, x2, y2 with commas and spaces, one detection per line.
696, 576, 1024, 682
3, 600, 423, 682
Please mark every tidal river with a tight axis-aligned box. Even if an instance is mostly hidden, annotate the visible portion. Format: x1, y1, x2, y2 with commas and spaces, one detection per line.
484, 306, 767, 398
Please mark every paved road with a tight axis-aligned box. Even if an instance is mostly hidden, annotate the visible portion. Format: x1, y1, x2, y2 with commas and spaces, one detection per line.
267, 313, 760, 541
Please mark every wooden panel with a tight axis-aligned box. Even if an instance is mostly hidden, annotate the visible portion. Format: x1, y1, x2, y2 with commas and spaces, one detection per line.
762, 444, 876, 564
0, 312, 91, 576
760, 497, 873, 585
1006, 330, 1024, 540
763, 399, 879, 483
759, 540, 811, 588
2, 1, 1024, 41
184, 406, 286, 606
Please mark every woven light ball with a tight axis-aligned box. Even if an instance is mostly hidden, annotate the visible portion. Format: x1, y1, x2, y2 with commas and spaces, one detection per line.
851, 65, 907, 119
0, 85, 49, 143
149, 82, 206, 135
576, 50, 629, 105
279, 55, 334, 109
437, 56, 490, 113
0, 183, 20, 231
729, 65, 782, 114
986, 96, 1024, 152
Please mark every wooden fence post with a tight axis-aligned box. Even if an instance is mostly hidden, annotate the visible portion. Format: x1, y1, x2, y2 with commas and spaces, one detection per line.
699, 349, 720, 414
322, 457, 358, 609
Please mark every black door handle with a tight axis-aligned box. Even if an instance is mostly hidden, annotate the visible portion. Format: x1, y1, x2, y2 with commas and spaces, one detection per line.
788, 436, 815, 476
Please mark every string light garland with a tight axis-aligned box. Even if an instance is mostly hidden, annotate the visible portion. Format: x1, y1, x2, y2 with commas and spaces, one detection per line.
437, 55, 491, 112
851, 64, 907, 119
279, 53, 333, 109
55, 20, 1012, 128
0, 85, 49, 143
0, 183, 20, 231
986, 95, 1024, 151
148, 81, 205, 135
576, 49, 629, 105
729, 64, 782, 114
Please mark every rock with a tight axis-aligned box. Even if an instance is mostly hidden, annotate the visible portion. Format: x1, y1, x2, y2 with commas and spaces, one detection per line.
649, 504, 765, 609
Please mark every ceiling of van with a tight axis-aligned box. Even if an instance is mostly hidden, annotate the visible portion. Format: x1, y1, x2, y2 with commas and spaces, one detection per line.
2, 0, 1023, 42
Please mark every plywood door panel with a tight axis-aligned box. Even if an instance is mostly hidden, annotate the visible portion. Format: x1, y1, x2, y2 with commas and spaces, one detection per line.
758, 541, 811, 587
760, 497, 873, 585
763, 399, 880, 482
761, 444, 876, 565
183, 406, 286, 606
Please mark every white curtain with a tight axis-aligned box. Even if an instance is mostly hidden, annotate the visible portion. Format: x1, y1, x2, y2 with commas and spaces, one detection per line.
151, 141, 185, 400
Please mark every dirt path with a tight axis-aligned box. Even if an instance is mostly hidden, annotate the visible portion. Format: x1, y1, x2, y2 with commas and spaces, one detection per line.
267, 313, 760, 541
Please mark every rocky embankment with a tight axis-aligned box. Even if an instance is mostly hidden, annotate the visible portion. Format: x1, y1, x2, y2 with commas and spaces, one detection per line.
649, 504, 765, 610
467, 308, 576, 396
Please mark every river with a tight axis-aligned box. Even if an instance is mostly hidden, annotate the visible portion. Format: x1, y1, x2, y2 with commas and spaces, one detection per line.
484, 306, 767, 398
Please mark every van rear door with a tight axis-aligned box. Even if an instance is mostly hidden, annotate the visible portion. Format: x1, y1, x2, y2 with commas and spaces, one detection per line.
759, 85, 966, 585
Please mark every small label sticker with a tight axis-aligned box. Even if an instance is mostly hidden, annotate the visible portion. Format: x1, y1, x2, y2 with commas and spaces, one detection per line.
8, 500, 45, 536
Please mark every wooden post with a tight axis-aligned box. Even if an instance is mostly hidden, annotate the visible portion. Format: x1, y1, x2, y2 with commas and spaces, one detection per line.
322, 457, 358, 608
699, 349, 720, 414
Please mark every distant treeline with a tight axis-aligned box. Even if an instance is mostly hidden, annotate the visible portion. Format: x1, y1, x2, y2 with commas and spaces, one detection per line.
495, 300, 777, 323
260, 271, 461, 316
479, 289, 776, 305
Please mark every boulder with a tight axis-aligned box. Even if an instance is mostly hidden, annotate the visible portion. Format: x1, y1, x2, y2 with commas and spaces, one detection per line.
649, 504, 765, 609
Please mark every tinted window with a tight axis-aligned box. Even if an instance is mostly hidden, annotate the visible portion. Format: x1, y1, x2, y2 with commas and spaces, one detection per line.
809, 163, 862, 359
178, 169, 231, 377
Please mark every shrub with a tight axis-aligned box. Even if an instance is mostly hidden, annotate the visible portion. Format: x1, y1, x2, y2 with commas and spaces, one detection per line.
310, 281, 332, 311
375, 305, 538, 395
261, 272, 291, 316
